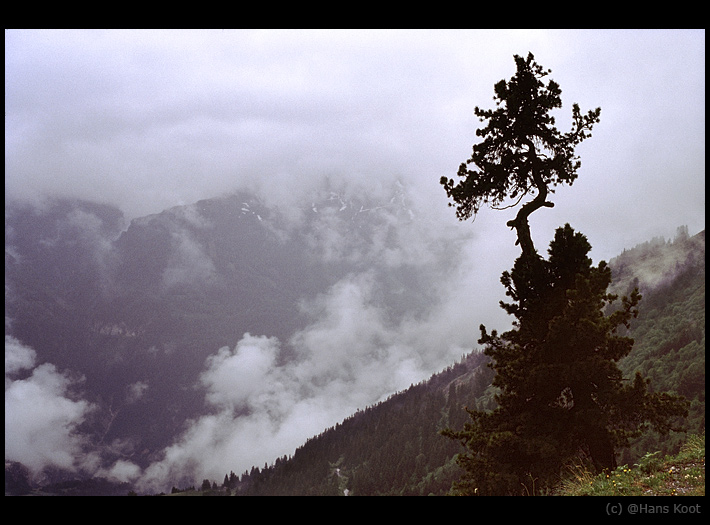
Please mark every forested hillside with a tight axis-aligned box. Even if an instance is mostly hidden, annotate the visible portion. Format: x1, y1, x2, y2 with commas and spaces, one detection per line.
217, 350, 494, 496
209, 229, 704, 496
614, 229, 705, 464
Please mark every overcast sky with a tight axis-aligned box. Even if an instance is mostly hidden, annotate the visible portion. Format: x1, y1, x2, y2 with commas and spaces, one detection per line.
5, 29, 705, 262
4, 29, 705, 490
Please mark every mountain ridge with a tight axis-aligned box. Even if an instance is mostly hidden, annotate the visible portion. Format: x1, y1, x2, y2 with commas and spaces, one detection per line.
5, 181, 472, 493
5, 187, 704, 495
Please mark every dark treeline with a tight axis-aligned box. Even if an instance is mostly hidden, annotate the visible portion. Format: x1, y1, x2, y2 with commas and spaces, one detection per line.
216, 350, 494, 496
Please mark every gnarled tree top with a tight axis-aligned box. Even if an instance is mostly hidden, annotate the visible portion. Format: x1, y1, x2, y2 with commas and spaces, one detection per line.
441, 52, 601, 257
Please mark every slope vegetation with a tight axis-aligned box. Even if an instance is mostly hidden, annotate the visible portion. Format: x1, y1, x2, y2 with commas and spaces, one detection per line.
216, 230, 705, 496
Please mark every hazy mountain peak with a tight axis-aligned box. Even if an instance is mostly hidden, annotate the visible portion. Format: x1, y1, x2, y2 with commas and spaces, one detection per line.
608, 227, 705, 296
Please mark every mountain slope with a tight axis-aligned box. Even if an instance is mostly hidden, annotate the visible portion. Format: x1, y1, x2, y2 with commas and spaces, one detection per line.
215, 229, 705, 496
5, 181, 474, 492
614, 230, 705, 464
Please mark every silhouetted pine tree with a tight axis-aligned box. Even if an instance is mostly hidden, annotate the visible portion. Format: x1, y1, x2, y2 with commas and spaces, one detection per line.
441, 53, 687, 495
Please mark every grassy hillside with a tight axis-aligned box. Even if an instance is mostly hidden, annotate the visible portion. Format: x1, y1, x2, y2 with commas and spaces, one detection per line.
557, 433, 704, 496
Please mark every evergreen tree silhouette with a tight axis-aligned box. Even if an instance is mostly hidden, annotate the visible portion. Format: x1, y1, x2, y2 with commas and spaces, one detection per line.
441, 53, 687, 495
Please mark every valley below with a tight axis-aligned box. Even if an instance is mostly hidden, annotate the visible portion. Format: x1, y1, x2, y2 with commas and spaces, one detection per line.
5, 185, 705, 496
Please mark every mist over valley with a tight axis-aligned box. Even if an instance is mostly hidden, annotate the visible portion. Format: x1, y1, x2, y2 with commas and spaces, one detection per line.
5, 180, 704, 495
5, 180, 499, 492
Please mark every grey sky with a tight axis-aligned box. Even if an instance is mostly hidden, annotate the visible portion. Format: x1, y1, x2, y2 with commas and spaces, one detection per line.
6, 29, 705, 263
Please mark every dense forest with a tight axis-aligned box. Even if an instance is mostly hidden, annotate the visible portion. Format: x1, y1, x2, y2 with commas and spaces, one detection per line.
192, 229, 703, 497
213, 350, 495, 496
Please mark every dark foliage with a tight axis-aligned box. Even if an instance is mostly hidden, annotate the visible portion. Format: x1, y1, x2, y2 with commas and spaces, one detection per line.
443, 227, 689, 495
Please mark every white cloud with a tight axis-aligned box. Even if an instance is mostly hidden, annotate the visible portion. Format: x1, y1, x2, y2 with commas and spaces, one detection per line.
134, 257, 500, 491
201, 334, 281, 411
125, 380, 149, 404
4, 336, 98, 477
162, 228, 217, 289
4, 335, 37, 377
95, 459, 142, 484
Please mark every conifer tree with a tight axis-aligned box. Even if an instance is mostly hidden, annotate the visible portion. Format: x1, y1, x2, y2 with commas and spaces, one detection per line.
441, 53, 688, 495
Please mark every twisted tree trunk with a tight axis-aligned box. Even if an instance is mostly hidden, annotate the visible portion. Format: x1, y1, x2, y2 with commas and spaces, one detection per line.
506, 138, 554, 258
